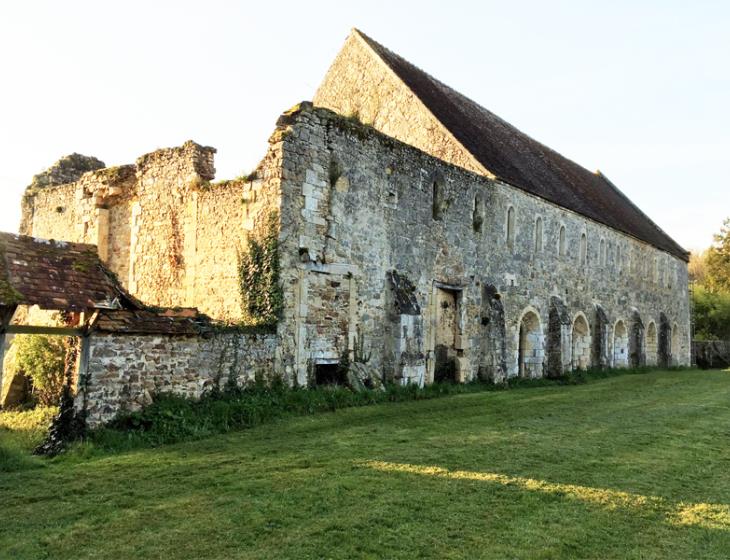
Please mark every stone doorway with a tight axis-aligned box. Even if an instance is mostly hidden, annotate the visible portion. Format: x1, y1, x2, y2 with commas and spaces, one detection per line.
518, 311, 543, 378
613, 321, 629, 368
646, 322, 658, 366
434, 287, 459, 382
629, 311, 645, 368
571, 315, 591, 370
658, 313, 671, 368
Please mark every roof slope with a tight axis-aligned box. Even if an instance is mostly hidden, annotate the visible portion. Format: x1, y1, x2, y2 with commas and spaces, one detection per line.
0, 232, 136, 311
355, 30, 688, 261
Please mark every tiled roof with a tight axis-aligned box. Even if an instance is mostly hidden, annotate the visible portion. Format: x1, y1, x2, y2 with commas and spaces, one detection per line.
0, 232, 137, 311
95, 308, 211, 335
355, 30, 688, 261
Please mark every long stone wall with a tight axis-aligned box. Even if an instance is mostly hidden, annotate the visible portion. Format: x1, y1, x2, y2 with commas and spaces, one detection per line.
20, 100, 691, 422
275, 105, 691, 385
80, 331, 278, 426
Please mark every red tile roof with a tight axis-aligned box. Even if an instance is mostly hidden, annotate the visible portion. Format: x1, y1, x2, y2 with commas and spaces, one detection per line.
95, 309, 210, 335
0, 232, 137, 311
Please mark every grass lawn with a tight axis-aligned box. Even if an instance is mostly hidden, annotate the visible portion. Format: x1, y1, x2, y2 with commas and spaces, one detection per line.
2, 369, 730, 559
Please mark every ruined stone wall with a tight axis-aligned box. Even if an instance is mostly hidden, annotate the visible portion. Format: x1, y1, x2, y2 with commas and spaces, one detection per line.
80, 331, 278, 426
313, 32, 485, 177
276, 106, 691, 385
21, 140, 284, 322
129, 142, 217, 307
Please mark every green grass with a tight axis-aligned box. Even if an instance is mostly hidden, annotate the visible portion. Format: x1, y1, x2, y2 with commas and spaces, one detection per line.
2, 369, 730, 559
0, 406, 56, 473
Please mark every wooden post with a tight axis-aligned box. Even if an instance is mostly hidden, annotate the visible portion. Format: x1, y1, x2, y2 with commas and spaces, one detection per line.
75, 310, 99, 412
0, 305, 18, 406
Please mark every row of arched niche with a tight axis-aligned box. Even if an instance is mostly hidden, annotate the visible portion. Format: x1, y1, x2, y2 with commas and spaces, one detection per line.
514, 304, 680, 378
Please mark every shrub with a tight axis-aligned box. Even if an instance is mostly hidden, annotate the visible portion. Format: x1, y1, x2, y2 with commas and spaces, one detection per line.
693, 284, 730, 340
5, 335, 67, 406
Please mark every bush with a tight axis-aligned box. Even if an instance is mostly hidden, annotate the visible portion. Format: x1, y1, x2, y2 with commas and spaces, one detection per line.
5, 335, 67, 406
693, 284, 730, 340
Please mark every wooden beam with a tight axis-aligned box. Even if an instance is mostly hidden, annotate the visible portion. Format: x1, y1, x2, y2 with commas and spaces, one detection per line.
5, 325, 84, 336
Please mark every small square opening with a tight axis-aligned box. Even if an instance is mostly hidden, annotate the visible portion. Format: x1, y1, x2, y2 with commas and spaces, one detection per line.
314, 362, 346, 386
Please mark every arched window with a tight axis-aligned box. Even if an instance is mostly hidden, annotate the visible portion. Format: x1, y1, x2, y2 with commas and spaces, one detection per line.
599, 239, 606, 266
558, 225, 566, 256
579, 233, 587, 265
432, 180, 443, 221
506, 206, 516, 246
534, 217, 543, 252
472, 196, 483, 233
616, 245, 622, 273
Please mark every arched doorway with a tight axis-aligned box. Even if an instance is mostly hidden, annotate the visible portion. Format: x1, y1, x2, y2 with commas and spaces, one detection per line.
658, 313, 671, 368
518, 310, 543, 378
613, 320, 629, 368
629, 310, 645, 367
571, 314, 591, 370
646, 322, 658, 366
672, 323, 680, 366
479, 285, 507, 382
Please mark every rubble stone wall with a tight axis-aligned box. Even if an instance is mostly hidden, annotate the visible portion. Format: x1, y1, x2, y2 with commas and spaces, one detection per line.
314, 32, 485, 177
276, 106, 691, 384
21, 140, 283, 322
80, 331, 278, 427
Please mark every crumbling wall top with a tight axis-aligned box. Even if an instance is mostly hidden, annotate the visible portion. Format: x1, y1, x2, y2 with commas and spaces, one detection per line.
27, 153, 105, 192
135, 140, 216, 182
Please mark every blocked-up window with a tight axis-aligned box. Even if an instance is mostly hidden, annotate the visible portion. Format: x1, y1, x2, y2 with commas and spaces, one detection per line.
506, 207, 516, 246
472, 196, 484, 233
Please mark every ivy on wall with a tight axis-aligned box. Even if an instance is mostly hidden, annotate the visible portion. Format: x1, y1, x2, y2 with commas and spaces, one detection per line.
237, 211, 282, 327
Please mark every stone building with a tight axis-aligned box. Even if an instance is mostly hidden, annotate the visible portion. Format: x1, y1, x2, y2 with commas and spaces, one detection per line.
12, 29, 690, 424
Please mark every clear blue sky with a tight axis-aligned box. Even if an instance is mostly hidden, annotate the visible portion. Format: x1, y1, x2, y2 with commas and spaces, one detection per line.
1, 1, 727, 251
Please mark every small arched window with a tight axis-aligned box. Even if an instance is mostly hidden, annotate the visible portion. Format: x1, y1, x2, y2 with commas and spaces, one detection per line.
472, 195, 483, 233
580, 233, 587, 265
558, 225, 566, 256
506, 206, 516, 246
616, 245, 622, 273
432, 180, 443, 221
534, 217, 543, 252
599, 239, 606, 266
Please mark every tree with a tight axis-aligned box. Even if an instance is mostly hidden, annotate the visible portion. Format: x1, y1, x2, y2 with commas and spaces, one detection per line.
688, 250, 707, 284
5, 335, 66, 406
693, 285, 730, 340
705, 218, 730, 293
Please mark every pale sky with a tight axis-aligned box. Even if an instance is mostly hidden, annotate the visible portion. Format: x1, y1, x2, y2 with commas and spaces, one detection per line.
1, 1, 727, 251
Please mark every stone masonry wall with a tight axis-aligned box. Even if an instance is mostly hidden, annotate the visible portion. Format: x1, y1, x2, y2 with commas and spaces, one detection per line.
80, 331, 278, 426
21, 140, 284, 322
275, 106, 691, 385
313, 32, 487, 178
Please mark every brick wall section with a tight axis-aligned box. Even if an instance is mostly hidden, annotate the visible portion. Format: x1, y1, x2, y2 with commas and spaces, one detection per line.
80, 332, 278, 426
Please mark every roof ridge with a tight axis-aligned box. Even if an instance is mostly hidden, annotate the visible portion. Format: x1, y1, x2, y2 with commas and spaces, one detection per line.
348, 29, 688, 261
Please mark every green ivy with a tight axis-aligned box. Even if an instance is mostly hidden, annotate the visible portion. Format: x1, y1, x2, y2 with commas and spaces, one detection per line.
237, 211, 282, 326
